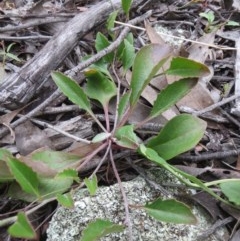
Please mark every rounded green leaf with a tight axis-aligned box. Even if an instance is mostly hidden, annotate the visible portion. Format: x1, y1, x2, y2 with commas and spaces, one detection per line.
0, 149, 14, 182
166, 57, 210, 78
0, 160, 14, 182
57, 193, 74, 208
81, 219, 124, 241
121, 39, 135, 71
85, 69, 117, 108
144, 198, 197, 224
92, 132, 111, 143
220, 180, 240, 205
95, 32, 113, 63
147, 114, 207, 160
31, 150, 81, 175
130, 44, 171, 107
121, 0, 133, 15
8, 212, 36, 239
114, 125, 141, 149
150, 78, 198, 118
84, 174, 98, 196
106, 10, 118, 34
8, 175, 74, 202
7, 157, 39, 197
118, 92, 130, 121
51, 71, 92, 113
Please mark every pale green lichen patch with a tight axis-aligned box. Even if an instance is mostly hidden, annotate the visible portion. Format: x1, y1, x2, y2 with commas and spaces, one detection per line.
47, 169, 229, 241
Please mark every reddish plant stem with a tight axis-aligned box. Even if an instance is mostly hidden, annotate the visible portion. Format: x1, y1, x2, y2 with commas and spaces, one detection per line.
76, 141, 108, 171
109, 148, 133, 241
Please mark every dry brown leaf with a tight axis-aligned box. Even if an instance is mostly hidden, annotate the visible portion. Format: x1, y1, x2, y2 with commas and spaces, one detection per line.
176, 32, 218, 114
15, 121, 53, 155
144, 21, 179, 120
192, 192, 220, 220
145, 21, 166, 44
68, 142, 102, 156
236, 155, 240, 170
0, 108, 23, 144
20, 148, 58, 177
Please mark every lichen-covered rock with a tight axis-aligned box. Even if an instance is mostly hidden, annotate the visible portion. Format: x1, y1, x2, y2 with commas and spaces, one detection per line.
47, 168, 229, 241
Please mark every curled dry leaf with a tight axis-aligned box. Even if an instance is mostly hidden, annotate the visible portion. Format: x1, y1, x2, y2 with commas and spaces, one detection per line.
14, 121, 53, 156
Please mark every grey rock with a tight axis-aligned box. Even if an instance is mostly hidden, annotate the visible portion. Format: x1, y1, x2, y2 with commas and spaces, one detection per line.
47, 168, 229, 241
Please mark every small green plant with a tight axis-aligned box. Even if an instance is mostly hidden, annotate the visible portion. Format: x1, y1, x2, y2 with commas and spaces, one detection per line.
0, 38, 239, 241
1, 9, 240, 241
49, 43, 209, 240
199, 11, 239, 32
0, 42, 21, 66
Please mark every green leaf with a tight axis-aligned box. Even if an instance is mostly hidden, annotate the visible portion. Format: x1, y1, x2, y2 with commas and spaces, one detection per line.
80, 219, 124, 241
0, 148, 14, 160
6, 43, 16, 52
114, 125, 141, 149
220, 181, 240, 205
0, 149, 14, 182
90, 60, 112, 79
85, 69, 117, 108
107, 10, 118, 37
130, 44, 171, 107
166, 57, 210, 78
95, 32, 113, 63
56, 169, 80, 183
121, 39, 135, 72
0, 160, 14, 182
92, 132, 111, 143
139, 144, 166, 166
8, 212, 36, 239
57, 193, 74, 208
51, 72, 92, 114
6, 52, 21, 62
139, 145, 231, 205
150, 78, 198, 118
32, 150, 81, 173
121, 0, 133, 15
38, 174, 76, 199
7, 157, 39, 197
147, 114, 207, 160
199, 11, 215, 23
226, 20, 240, 26
144, 198, 197, 224
8, 174, 75, 202
118, 92, 130, 121
117, 33, 133, 58
84, 174, 98, 196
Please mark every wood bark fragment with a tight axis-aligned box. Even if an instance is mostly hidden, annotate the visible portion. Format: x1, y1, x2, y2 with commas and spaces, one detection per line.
0, 0, 147, 109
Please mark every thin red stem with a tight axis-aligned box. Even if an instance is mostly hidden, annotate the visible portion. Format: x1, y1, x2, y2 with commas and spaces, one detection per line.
109, 149, 133, 241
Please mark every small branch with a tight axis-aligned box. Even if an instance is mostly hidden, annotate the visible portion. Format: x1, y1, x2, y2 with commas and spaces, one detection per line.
0, 198, 55, 227
0, 11, 153, 140
0, 18, 68, 33
197, 217, 234, 241
0, 107, 91, 143
112, 64, 121, 133
177, 149, 240, 162
89, 111, 108, 133
114, 21, 237, 51
193, 93, 240, 116
31, 118, 91, 144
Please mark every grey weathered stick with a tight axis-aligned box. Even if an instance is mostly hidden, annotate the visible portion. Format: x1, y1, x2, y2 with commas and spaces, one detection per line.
0, 8, 152, 139
0, 0, 146, 109
217, 30, 240, 116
